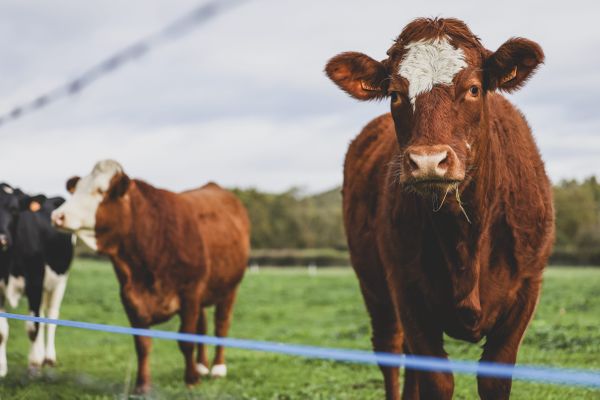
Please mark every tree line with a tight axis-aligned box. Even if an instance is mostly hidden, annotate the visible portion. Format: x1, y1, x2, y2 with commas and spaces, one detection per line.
233, 177, 600, 265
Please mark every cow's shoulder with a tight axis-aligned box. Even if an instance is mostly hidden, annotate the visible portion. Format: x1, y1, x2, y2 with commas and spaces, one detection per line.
344, 113, 397, 204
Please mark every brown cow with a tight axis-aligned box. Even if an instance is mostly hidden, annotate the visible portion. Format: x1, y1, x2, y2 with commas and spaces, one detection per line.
51, 160, 250, 393
325, 18, 554, 399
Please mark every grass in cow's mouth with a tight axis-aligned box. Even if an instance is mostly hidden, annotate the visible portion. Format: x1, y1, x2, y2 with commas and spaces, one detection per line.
0, 260, 598, 399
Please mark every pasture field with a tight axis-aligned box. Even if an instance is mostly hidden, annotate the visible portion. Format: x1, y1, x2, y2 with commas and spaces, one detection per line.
0, 260, 599, 399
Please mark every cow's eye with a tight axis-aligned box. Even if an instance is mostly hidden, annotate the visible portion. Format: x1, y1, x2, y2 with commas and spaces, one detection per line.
468, 86, 480, 97
390, 92, 402, 105
96, 188, 104, 196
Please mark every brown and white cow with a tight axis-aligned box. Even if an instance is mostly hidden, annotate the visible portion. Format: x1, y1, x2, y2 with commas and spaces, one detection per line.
51, 160, 250, 393
326, 18, 554, 399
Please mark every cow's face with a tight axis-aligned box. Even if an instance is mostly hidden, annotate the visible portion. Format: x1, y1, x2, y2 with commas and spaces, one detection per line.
52, 159, 130, 252
326, 18, 544, 197
0, 184, 22, 252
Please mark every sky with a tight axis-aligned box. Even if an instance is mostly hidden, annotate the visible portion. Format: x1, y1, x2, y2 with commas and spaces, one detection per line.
0, 0, 598, 196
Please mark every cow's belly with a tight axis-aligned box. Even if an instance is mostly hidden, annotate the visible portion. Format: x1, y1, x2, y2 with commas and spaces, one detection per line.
120, 286, 181, 326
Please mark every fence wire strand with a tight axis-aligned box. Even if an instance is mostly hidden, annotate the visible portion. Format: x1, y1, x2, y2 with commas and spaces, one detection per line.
0, 0, 246, 128
1, 312, 599, 389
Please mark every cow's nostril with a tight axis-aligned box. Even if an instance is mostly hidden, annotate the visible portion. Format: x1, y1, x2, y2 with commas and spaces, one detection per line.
408, 157, 419, 171
438, 154, 449, 169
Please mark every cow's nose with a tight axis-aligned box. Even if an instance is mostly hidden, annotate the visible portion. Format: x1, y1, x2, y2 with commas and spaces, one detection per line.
405, 145, 459, 180
51, 211, 65, 228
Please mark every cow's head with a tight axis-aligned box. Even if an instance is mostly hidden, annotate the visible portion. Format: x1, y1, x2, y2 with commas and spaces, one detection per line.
0, 184, 33, 252
326, 18, 544, 196
51, 159, 131, 253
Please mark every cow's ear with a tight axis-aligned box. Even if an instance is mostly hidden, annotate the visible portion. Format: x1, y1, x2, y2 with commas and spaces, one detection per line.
19, 195, 47, 212
325, 52, 389, 100
484, 38, 544, 93
107, 173, 130, 199
66, 176, 80, 194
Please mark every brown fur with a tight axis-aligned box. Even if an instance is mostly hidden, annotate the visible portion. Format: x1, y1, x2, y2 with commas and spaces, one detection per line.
95, 176, 250, 393
327, 18, 554, 399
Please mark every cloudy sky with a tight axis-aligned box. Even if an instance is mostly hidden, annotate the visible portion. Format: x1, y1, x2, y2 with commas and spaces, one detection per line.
0, 0, 598, 196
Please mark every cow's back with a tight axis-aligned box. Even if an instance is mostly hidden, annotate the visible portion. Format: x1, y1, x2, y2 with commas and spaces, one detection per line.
343, 114, 397, 299
180, 183, 250, 304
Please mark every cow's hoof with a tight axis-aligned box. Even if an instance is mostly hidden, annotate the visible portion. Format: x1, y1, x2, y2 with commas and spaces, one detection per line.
43, 358, 56, 367
197, 363, 210, 376
28, 364, 42, 378
133, 383, 151, 395
210, 364, 227, 378
185, 369, 200, 387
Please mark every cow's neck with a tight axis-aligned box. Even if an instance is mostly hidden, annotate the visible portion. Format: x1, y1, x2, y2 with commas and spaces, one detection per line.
422, 114, 503, 314
109, 181, 166, 289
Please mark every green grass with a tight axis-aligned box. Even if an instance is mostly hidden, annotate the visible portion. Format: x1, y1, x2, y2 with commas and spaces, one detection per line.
0, 261, 599, 399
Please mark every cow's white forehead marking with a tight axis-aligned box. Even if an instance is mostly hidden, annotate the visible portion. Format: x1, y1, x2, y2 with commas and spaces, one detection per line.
398, 37, 467, 109
2, 186, 13, 194
73, 159, 123, 195
88, 159, 123, 191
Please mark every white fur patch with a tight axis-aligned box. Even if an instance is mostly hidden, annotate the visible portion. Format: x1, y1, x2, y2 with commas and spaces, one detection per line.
6, 276, 25, 308
210, 364, 227, 378
398, 37, 467, 109
0, 315, 8, 377
197, 363, 210, 376
2, 186, 13, 194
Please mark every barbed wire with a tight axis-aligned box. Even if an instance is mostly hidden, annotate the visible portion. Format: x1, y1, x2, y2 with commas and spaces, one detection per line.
0, 0, 246, 128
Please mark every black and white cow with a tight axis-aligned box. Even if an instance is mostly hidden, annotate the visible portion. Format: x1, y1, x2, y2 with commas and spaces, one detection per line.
0, 183, 74, 375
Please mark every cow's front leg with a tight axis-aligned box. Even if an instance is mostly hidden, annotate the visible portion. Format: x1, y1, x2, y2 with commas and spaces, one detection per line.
0, 315, 8, 377
179, 298, 201, 387
26, 285, 45, 375
360, 282, 403, 400
132, 333, 152, 394
211, 289, 238, 378
195, 308, 210, 376
478, 278, 541, 400
44, 273, 69, 366
399, 297, 454, 400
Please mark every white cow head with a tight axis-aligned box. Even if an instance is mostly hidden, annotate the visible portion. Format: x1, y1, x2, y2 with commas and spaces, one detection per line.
51, 160, 125, 251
